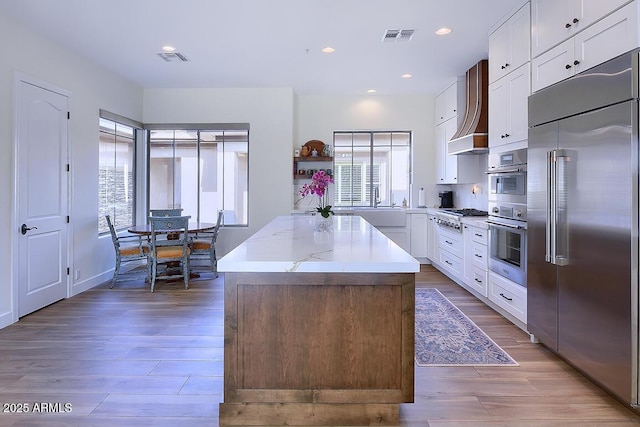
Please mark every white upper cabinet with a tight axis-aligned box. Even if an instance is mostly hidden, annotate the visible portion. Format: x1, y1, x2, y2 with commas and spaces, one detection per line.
435, 117, 459, 183
531, 0, 632, 58
489, 63, 530, 147
435, 78, 464, 125
532, 1, 638, 92
489, 2, 531, 83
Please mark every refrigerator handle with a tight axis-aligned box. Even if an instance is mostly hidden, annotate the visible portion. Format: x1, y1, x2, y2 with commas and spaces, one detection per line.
547, 149, 570, 266
546, 150, 555, 263
554, 150, 570, 266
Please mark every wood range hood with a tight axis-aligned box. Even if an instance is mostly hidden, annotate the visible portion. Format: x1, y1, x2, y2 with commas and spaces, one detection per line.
448, 59, 489, 155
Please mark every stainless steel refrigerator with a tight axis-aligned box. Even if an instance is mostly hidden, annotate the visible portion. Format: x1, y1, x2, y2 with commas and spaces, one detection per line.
528, 51, 639, 407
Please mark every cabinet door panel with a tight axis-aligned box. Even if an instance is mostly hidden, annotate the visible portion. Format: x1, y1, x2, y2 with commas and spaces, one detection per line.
578, 0, 632, 31
508, 3, 531, 73
531, 0, 574, 58
435, 123, 446, 183
532, 38, 574, 92
507, 63, 531, 144
410, 214, 428, 258
444, 117, 459, 183
488, 78, 508, 147
435, 91, 446, 125
489, 22, 510, 83
574, 1, 638, 74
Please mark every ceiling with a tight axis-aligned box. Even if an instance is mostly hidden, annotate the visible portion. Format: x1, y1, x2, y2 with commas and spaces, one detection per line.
0, 0, 526, 95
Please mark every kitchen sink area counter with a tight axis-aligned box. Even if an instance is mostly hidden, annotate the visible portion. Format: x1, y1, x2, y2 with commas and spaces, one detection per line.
218, 215, 418, 426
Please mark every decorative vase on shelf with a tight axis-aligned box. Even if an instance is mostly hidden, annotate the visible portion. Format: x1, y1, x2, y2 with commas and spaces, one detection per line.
314, 214, 333, 232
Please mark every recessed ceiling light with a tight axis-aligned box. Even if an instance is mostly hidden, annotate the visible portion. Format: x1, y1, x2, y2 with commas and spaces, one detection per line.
321, 46, 335, 53
367, 89, 376, 93
162, 45, 176, 52
435, 27, 452, 36
401, 73, 413, 79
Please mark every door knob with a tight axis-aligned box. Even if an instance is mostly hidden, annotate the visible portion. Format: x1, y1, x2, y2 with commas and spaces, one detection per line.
21, 224, 37, 235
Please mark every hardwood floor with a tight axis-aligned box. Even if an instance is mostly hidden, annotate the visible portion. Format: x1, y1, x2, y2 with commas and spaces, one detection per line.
0, 265, 638, 426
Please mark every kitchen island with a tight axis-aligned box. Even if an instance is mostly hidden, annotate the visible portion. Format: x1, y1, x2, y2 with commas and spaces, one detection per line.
218, 215, 419, 426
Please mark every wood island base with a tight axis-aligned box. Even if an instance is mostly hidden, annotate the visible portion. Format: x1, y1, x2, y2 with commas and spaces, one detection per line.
219, 271, 415, 426
219, 402, 399, 426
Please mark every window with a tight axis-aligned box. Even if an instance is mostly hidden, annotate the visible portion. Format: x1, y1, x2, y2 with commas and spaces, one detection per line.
148, 126, 249, 226
98, 115, 138, 234
333, 131, 411, 207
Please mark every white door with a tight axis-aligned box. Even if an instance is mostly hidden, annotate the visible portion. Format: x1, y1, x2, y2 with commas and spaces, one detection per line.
16, 79, 69, 317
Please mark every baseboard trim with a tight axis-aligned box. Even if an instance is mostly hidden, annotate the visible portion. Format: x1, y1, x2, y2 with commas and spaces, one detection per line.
0, 310, 15, 330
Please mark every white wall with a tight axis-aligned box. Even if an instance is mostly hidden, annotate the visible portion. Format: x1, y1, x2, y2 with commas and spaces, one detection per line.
143, 87, 295, 255
0, 13, 143, 328
295, 94, 439, 208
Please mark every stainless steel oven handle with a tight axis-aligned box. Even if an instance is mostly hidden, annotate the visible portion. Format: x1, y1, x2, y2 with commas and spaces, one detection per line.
485, 167, 525, 174
486, 220, 526, 230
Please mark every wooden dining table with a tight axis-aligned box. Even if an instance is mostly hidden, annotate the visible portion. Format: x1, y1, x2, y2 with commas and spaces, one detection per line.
128, 221, 217, 280
127, 221, 217, 236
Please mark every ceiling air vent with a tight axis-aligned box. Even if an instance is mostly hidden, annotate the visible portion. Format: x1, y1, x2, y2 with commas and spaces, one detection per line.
382, 29, 415, 42
157, 52, 189, 62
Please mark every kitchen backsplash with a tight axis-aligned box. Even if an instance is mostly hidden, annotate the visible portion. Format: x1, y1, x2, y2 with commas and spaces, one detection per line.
454, 183, 489, 210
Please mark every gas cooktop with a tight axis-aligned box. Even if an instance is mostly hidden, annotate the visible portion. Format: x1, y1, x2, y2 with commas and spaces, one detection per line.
440, 208, 488, 217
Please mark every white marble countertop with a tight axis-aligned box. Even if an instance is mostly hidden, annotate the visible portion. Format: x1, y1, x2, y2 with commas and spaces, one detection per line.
218, 215, 420, 273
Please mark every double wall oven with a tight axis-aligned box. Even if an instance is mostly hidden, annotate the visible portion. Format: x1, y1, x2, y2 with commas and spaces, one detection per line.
487, 148, 527, 287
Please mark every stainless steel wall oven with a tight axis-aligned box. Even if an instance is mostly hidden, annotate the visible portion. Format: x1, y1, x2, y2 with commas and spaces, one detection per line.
487, 148, 527, 287
487, 217, 527, 287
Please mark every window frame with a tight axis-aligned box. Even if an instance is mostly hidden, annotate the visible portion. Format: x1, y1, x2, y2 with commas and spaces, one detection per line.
98, 110, 142, 235
145, 123, 250, 227
333, 130, 412, 208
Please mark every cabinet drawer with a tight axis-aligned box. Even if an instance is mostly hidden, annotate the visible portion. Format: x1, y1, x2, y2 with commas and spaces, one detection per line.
471, 227, 488, 245
439, 228, 463, 258
489, 272, 527, 323
470, 267, 488, 297
472, 242, 488, 269
439, 250, 463, 278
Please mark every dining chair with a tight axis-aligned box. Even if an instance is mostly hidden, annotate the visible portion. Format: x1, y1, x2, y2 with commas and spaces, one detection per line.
149, 208, 183, 217
105, 214, 147, 288
148, 215, 191, 292
190, 210, 224, 277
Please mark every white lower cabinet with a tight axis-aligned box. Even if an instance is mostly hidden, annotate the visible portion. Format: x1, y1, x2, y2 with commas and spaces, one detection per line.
488, 271, 527, 323
463, 223, 489, 297
427, 217, 526, 330
377, 226, 410, 253
438, 227, 464, 277
409, 213, 428, 258
426, 214, 439, 262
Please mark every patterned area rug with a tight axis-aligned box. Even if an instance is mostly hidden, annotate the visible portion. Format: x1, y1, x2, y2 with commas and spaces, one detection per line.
415, 288, 518, 366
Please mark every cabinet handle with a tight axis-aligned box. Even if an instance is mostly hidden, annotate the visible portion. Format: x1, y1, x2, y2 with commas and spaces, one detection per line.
565, 22, 572, 28
565, 64, 572, 70
499, 293, 513, 302
573, 60, 580, 66
445, 240, 453, 245
573, 18, 579, 24
474, 233, 482, 237
501, 63, 510, 70
474, 254, 483, 258
445, 260, 453, 266
475, 278, 483, 284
